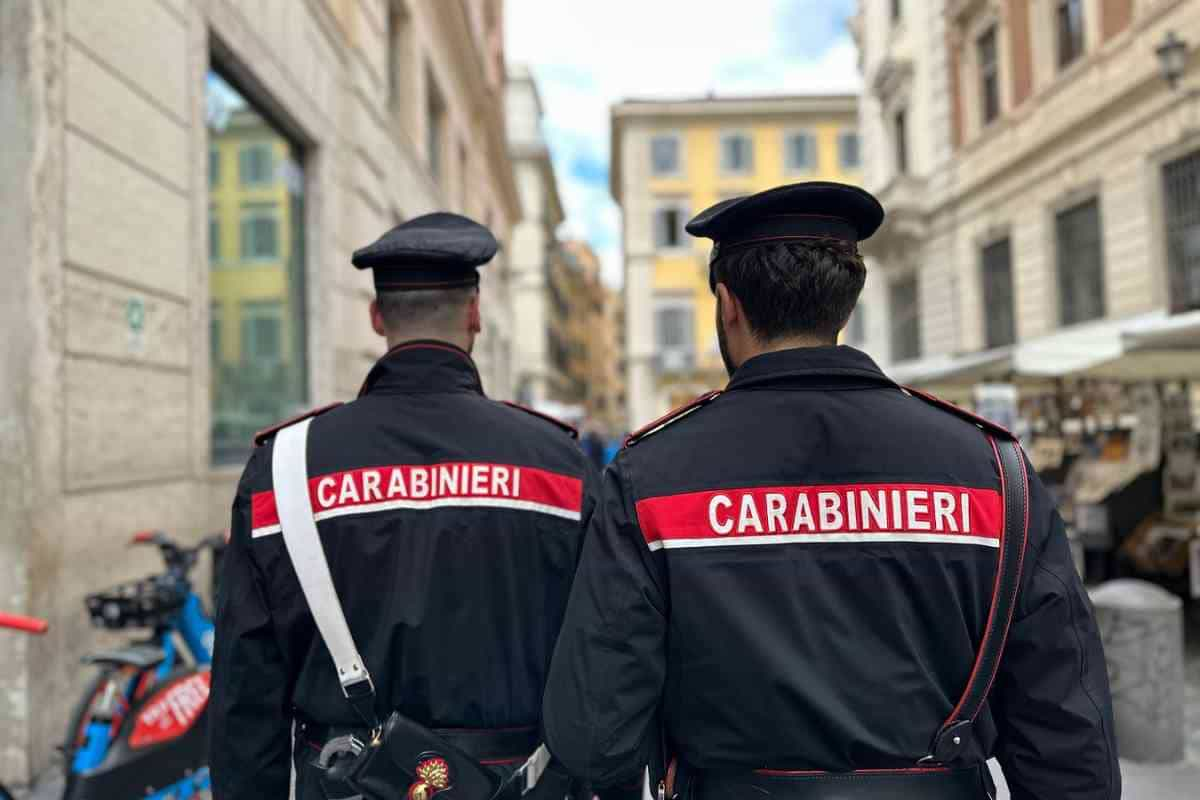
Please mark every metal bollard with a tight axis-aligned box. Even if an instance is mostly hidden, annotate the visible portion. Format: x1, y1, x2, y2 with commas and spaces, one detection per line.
1090, 579, 1185, 763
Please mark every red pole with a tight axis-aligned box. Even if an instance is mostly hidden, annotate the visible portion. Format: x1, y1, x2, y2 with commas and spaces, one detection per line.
0, 613, 49, 634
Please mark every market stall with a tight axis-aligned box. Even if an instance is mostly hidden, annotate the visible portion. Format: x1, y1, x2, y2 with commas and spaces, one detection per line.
895, 311, 1200, 596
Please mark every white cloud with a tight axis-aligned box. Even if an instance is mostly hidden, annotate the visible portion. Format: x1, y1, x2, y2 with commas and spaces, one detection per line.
506, 0, 860, 287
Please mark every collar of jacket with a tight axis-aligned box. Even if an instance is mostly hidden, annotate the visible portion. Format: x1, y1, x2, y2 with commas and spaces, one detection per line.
725, 345, 898, 392
357, 339, 484, 398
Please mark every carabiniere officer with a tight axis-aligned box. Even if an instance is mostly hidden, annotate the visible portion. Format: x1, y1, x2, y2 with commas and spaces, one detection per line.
541, 183, 1119, 800
210, 213, 598, 800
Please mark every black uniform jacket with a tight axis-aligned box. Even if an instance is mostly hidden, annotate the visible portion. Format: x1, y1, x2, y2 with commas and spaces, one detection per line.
543, 346, 1119, 800
210, 341, 598, 800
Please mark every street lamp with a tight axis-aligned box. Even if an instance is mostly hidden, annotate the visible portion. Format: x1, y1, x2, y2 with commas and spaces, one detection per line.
1156, 31, 1189, 90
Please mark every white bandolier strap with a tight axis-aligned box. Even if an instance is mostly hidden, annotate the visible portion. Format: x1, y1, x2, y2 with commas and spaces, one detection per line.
273, 418, 373, 696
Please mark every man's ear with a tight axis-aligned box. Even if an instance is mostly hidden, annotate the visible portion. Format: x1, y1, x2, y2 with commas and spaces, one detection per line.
716, 283, 741, 328
369, 298, 388, 338
466, 290, 482, 335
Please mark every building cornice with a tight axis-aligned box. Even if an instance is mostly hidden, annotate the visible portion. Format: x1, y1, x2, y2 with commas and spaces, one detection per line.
612, 93, 858, 119
610, 93, 858, 204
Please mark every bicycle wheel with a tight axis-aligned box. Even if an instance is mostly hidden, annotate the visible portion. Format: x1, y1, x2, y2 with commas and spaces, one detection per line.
60, 665, 146, 778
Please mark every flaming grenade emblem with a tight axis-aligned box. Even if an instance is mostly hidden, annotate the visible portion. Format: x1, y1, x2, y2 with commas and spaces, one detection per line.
407, 756, 451, 800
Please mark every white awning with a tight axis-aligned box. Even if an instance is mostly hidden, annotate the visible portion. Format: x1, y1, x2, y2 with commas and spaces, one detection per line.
887, 347, 1014, 392
1082, 310, 1200, 380
1010, 312, 1165, 377
886, 310, 1200, 392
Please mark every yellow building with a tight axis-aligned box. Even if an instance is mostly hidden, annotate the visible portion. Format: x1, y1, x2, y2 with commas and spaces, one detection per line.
208, 96, 308, 460
611, 95, 862, 426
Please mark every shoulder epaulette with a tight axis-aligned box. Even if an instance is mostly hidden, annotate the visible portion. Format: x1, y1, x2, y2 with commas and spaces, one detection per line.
252, 402, 344, 446
501, 401, 579, 439
624, 390, 723, 448
903, 386, 1016, 440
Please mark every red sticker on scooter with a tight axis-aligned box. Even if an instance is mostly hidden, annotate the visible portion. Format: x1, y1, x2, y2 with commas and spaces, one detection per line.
129, 671, 211, 749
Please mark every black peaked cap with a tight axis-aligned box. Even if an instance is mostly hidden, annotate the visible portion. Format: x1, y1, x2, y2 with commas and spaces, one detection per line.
352, 212, 498, 291
687, 181, 885, 257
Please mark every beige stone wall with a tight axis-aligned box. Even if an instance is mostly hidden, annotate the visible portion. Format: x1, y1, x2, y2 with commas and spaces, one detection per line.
939, 0, 1200, 353
507, 68, 564, 406
856, 0, 1199, 373
1, 0, 518, 784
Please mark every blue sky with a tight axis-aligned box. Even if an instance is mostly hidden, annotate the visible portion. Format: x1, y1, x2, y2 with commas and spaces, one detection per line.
506, 0, 861, 287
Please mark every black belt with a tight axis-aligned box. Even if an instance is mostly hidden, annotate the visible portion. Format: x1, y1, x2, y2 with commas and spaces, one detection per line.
695, 765, 991, 800
300, 721, 539, 764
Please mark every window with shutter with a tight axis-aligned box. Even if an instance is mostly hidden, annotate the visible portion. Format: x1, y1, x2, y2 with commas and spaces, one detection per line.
785, 132, 815, 172
651, 135, 681, 176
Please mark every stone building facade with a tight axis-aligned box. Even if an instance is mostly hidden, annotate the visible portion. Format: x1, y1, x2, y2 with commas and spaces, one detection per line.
853, 0, 1200, 383
0, 0, 519, 783
849, 0, 957, 367
506, 65, 571, 407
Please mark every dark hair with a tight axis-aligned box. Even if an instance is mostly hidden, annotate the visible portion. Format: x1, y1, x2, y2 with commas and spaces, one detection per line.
711, 238, 866, 342
375, 286, 476, 333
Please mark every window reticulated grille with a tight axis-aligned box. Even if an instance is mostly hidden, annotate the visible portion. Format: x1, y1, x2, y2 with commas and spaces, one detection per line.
1163, 150, 1200, 313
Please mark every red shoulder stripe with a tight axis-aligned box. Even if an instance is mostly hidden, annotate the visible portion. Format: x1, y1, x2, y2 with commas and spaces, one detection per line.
252, 402, 344, 446
624, 390, 722, 448
904, 386, 1015, 440
500, 401, 578, 438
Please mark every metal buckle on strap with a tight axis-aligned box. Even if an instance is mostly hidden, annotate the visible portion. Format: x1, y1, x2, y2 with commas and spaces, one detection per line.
340, 671, 375, 699
340, 672, 381, 739
316, 734, 366, 769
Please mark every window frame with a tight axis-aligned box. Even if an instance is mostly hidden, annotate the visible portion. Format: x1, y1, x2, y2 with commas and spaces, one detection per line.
977, 24, 1001, 127
719, 130, 755, 176
238, 141, 275, 187
1161, 148, 1200, 314
209, 146, 220, 188
1054, 195, 1107, 327
652, 199, 690, 252
653, 293, 696, 373
893, 109, 909, 175
240, 300, 285, 367
783, 129, 817, 174
208, 204, 221, 265
238, 202, 281, 262
649, 132, 684, 178
889, 274, 921, 363
206, 63, 311, 467
838, 129, 861, 170
1055, 0, 1086, 71
979, 236, 1016, 348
